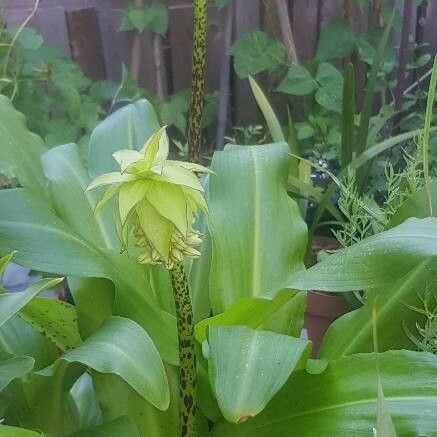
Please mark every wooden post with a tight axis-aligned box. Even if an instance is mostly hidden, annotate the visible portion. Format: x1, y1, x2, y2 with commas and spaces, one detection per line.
65, 8, 106, 80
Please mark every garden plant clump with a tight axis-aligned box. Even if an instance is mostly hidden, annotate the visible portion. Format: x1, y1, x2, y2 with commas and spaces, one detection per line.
0, 0, 436, 436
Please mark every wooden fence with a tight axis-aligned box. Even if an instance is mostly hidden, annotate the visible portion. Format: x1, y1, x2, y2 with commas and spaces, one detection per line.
2, 0, 437, 131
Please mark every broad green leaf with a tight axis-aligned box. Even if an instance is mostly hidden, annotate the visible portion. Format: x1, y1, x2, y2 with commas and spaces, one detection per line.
67, 277, 114, 339
145, 3, 169, 35
13, 27, 44, 50
0, 426, 42, 436
319, 259, 437, 359
230, 30, 285, 78
285, 218, 437, 293
262, 291, 307, 337
357, 29, 396, 72
315, 20, 356, 61
376, 378, 397, 437
212, 351, 437, 436
189, 204, 213, 324
0, 189, 110, 278
0, 278, 63, 328
277, 64, 316, 96
19, 297, 82, 351
94, 367, 179, 437
0, 317, 56, 370
208, 325, 310, 423
65, 372, 103, 435
195, 291, 297, 343
18, 361, 84, 436
0, 189, 178, 364
0, 96, 48, 198
248, 76, 284, 142
120, 3, 168, 35
71, 417, 139, 437
88, 100, 160, 178
42, 144, 119, 250
315, 63, 343, 113
43, 317, 170, 411
0, 354, 34, 391
208, 143, 307, 313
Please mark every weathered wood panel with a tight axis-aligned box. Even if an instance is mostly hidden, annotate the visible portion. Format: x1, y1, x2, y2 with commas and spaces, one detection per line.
66, 8, 106, 80
1, 0, 436, 137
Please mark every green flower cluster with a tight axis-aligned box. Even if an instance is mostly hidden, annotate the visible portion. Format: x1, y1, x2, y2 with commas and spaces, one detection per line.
87, 127, 209, 269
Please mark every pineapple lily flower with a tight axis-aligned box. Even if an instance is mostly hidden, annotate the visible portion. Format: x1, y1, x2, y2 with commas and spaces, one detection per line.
87, 127, 210, 269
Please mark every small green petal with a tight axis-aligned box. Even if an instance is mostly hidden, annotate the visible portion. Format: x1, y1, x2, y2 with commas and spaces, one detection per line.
118, 180, 151, 225
94, 184, 121, 214
136, 199, 174, 263
142, 127, 167, 170
146, 181, 188, 237
113, 149, 144, 173
153, 127, 170, 166
183, 187, 209, 215
166, 160, 213, 174
152, 165, 205, 192
87, 172, 136, 191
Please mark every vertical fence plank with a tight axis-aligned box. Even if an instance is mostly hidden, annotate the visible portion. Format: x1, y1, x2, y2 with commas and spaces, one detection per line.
292, 0, 320, 62
423, 0, 437, 58
5, 7, 71, 57
232, 0, 261, 125
66, 8, 106, 81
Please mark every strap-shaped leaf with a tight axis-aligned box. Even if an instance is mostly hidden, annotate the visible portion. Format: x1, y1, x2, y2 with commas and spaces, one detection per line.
284, 217, 437, 293
0, 96, 48, 198
71, 417, 140, 437
212, 351, 437, 436
0, 277, 63, 328
208, 325, 310, 423
19, 298, 82, 351
208, 142, 307, 313
0, 426, 42, 436
41, 317, 170, 411
0, 353, 34, 391
0, 188, 178, 364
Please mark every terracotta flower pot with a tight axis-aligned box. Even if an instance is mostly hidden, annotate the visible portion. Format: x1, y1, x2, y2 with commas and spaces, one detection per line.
304, 291, 349, 357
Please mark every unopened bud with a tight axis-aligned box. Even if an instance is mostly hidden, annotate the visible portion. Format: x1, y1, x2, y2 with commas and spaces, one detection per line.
138, 252, 153, 264
186, 233, 202, 246
171, 247, 184, 262
151, 249, 161, 262
183, 246, 201, 259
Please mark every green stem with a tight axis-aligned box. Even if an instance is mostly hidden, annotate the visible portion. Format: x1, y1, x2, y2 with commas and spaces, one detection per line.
169, 261, 197, 437
187, 0, 207, 163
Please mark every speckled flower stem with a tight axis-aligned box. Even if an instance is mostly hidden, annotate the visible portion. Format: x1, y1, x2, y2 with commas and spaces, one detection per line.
187, 0, 207, 164
171, 1, 207, 434
169, 261, 197, 437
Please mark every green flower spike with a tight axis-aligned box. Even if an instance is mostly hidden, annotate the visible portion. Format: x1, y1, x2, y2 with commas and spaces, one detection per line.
87, 127, 210, 269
